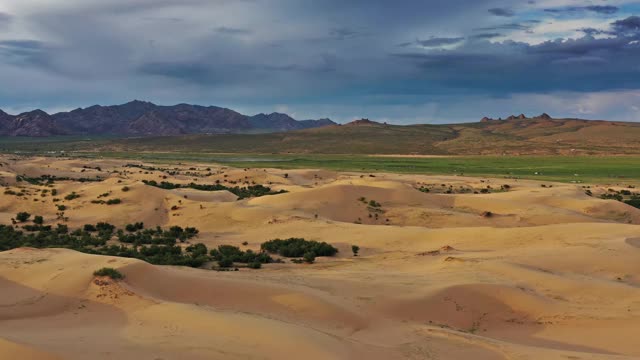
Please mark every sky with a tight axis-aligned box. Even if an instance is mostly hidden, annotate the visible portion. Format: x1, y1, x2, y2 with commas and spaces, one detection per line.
1, 0, 639, 124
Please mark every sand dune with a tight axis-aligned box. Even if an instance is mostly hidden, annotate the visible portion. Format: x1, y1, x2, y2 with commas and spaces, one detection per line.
2, 155, 640, 359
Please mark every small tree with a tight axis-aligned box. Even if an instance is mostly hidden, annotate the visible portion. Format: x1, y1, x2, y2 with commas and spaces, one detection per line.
16, 212, 30, 222
303, 251, 316, 264
218, 257, 233, 268
351, 245, 360, 256
33, 215, 44, 225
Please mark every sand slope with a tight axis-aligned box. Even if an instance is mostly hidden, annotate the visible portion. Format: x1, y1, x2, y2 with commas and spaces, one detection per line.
2, 155, 640, 359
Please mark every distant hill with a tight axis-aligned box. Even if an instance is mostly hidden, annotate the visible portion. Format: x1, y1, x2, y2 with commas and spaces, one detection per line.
86, 115, 640, 155
0, 101, 336, 136
3, 113, 640, 155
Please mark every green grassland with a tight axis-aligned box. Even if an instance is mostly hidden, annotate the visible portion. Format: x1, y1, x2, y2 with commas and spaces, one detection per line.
40, 151, 640, 184
2, 118, 640, 184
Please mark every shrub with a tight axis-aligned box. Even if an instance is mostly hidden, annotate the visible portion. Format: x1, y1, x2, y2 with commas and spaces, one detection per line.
261, 238, 338, 258
33, 216, 44, 225
106, 198, 121, 205
481, 211, 493, 218
16, 212, 31, 222
121, 186, 130, 192
303, 251, 316, 263
209, 245, 273, 264
186, 243, 208, 257
125, 222, 144, 232
56, 204, 67, 211
93, 267, 124, 280
218, 257, 233, 268
64, 192, 80, 201
625, 199, 640, 209
352, 245, 360, 256
248, 261, 262, 269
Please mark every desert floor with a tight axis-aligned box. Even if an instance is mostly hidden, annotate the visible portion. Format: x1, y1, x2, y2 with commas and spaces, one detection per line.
1, 155, 640, 360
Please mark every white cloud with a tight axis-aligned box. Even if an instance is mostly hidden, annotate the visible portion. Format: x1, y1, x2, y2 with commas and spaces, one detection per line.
503, 17, 614, 45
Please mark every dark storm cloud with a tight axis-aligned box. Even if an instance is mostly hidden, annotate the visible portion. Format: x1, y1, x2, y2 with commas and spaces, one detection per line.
138, 62, 214, 82
0, 12, 11, 25
475, 22, 533, 31
0, 40, 48, 64
393, 24, 640, 95
579, 16, 640, 37
612, 16, 640, 35
328, 27, 361, 40
488, 8, 514, 17
471, 33, 502, 39
415, 37, 465, 47
578, 27, 608, 36
215, 26, 252, 35
544, 5, 619, 15
2, 0, 640, 123
0, 40, 44, 50
96, 0, 214, 14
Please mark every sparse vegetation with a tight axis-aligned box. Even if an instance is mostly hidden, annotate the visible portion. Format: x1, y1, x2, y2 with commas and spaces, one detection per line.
93, 267, 124, 280
64, 192, 80, 201
261, 238, 338, 258
142, 180, 287, 199
91, 198, 122, 205
125, 222, 144, 232
16, 212, 31, 222
303, 251, 316, 263
17, 174, 102, 185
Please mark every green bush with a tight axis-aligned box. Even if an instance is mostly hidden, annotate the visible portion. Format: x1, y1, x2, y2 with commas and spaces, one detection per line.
261, 238, 338, 258
625, 199, 640, 209
33, 216, 44, 225
16, 212, 31, 222
142, 180, 287, 199
64, 192, 80, 201
93, 267, 124, 280
303, 251, 316, 263
209, 245, 274, 264
218, 257, 233, 268
125, 222, 144, 232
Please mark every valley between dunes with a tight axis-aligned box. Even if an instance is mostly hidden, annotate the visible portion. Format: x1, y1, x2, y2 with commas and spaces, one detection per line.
2, 155, 640, 359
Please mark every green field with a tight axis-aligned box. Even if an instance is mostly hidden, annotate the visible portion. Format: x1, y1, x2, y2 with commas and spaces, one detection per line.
37, 151, 640, 184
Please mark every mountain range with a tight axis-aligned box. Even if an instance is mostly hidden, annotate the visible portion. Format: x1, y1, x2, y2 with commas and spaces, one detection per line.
0, 101, 336, 137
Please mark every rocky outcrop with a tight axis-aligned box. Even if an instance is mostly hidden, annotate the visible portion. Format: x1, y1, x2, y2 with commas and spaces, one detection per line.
535, 113, 552, 120
345, 118, 382, 126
